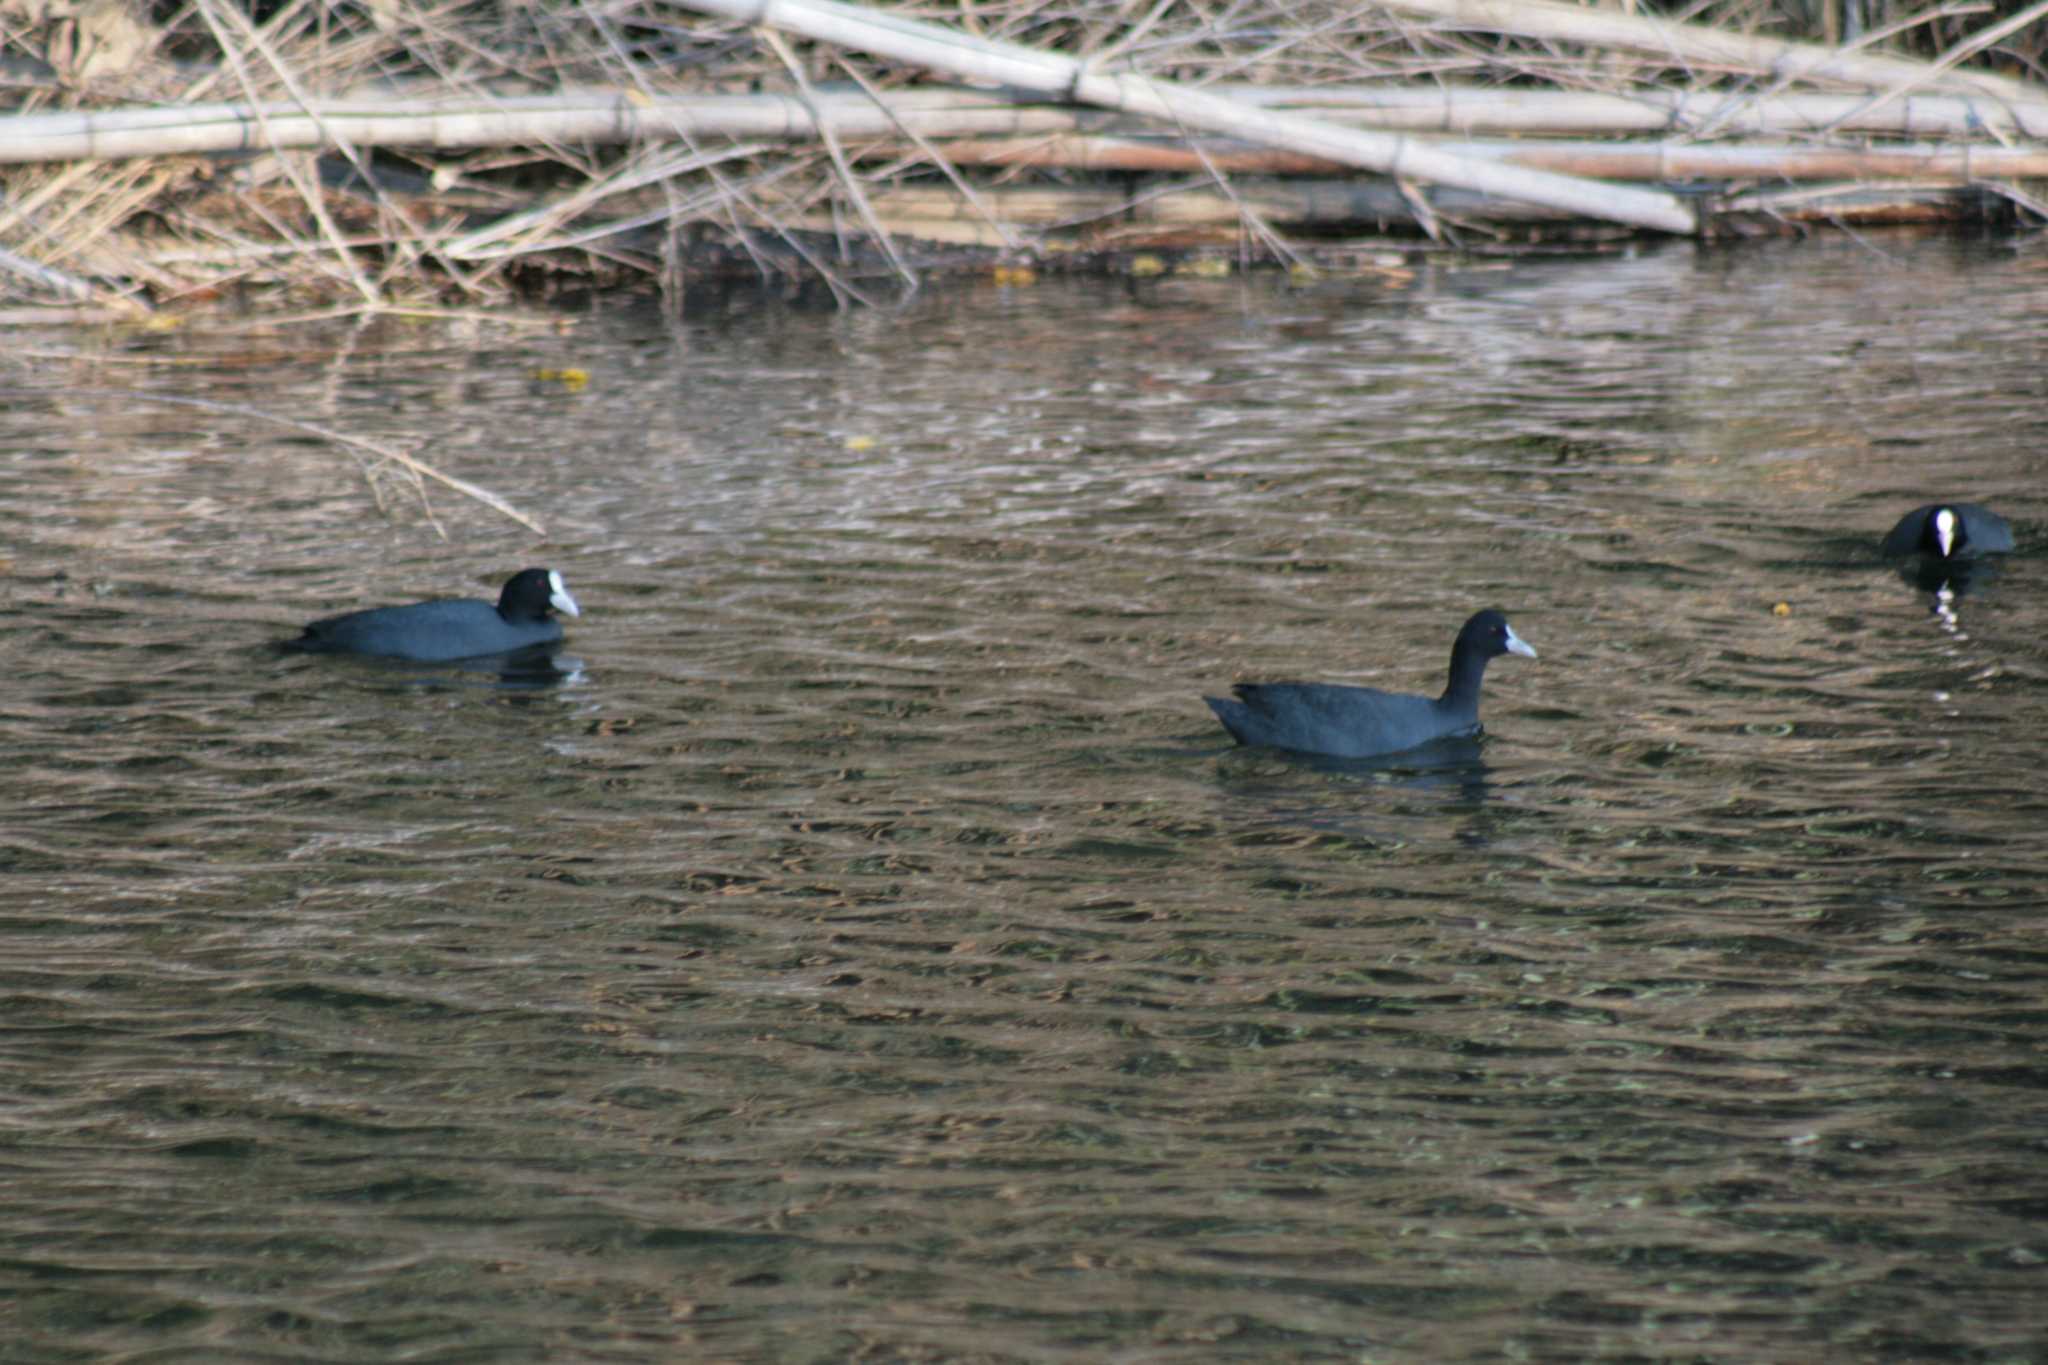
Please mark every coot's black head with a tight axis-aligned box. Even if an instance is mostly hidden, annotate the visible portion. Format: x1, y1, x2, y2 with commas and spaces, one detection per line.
498, 568, 580, 623
1457, 609, 1537, 662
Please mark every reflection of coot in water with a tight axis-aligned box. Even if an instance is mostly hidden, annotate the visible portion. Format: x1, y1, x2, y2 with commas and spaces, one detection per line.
1300, 733, 1495, 804
1215, 732, 1499, 846
489, 646, 587, 689
1205, 609, 1535, 760
1881, 503, 2012, 597
286, 568, 581, 661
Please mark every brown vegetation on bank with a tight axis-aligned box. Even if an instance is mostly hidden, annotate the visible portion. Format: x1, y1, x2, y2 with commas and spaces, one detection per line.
2, 0, 2045, 315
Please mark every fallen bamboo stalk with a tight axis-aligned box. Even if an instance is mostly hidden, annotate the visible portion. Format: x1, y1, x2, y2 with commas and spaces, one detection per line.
791, 180, 1582, 229
788, 183, 2002, 247
1215, 84, 2048, 140
1440, 138, 2048, 183
922, 133, 2048, 183
780, 172, 2011, 247
834, 176, 2018, 232
1379, 0, 2045, 106
794, 175, 1998, 248
8, 85, 2046, 167
0, 90, 1085, 164
668, 0, 1698, 233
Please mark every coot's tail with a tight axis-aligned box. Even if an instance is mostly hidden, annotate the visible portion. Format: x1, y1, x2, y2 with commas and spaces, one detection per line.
1204, 694, 1253, 746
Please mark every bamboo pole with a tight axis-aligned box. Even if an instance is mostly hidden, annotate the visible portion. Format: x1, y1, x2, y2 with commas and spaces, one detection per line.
6, 86, 2045, 166
794, 181, 1581, 228
0, 91, 1082, 164
784, 179, 1999, 247
925, 134, 2048, 183
1217, 85, 2048, 140
668, 0, 1698, 234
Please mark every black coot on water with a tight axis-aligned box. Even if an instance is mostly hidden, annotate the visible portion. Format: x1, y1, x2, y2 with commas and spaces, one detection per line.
1882, 503, 2012, 598
1206, 608, 1536, 760
1881, 503, 2012, 563
286, 568, 580, 662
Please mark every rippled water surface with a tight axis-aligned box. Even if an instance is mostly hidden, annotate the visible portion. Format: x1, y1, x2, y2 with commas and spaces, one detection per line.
4, 235, 2047, 1360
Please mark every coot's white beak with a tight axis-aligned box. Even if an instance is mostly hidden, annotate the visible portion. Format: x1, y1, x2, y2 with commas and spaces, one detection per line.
1505, 624, 1537, 659
548, 570, 582, 617
1933, 507, 1956, 558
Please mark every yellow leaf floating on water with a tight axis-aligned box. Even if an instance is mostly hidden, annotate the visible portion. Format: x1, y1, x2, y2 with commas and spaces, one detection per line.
532, 367, 589, 393
844, 435, 877, 452
1129, 254, 1166, 277
1772, 601, 1792, 616
992, 265, 1038, 287
1185, 257, 1231, 278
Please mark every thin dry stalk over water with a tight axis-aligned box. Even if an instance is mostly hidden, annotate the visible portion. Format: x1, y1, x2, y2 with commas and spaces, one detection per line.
0, 0, 2044, 313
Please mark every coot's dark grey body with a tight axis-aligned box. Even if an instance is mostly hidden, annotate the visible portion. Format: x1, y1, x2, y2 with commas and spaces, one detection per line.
1881, 503, 2013, 561
287, 568, 580, 662
1205, 608, 1536, 759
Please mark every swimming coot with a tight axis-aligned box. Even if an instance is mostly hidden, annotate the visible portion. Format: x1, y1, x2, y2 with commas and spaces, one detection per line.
1881, 503, 2013, 561
1205, 608, 1536, 759
287, 568, 580, 662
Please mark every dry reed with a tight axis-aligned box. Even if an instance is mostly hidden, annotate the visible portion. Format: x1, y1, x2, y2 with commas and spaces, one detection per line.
1, 0, 2044, 313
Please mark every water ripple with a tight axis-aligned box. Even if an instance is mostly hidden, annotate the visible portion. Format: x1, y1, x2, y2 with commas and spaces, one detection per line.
3, 239, 2047, 1358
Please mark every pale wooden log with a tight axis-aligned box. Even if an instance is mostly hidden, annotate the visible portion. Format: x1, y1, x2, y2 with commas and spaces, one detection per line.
798, 181, 1578, 228
7, 86, 2045, 167
1379, 0, 2044, 106
786, 177, 1997, 247
1465, 138, 2048, 181
926, 133, 2048, 183
669, 0, 1698, 233
1216, 85, 2048, 140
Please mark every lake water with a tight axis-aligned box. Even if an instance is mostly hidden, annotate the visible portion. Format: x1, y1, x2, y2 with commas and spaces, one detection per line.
3, 234, 2046, 1360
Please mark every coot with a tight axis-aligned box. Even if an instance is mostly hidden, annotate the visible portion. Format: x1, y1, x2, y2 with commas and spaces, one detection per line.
287, 568, 580, 662
1881, 503, 2013, 561
1205, 608, 1535, 759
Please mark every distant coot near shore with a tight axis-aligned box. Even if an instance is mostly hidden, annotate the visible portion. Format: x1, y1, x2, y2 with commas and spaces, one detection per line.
1206, 608, 1536, 760
286, 568, 581, 662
